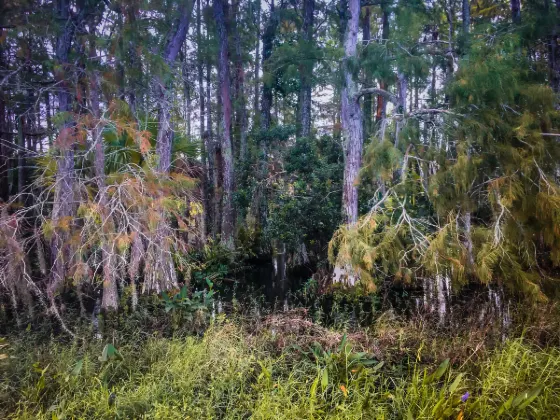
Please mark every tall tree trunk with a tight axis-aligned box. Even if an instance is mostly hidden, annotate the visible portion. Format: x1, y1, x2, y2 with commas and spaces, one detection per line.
49, 0, 76, 298
341, 0, 363, 225
17, 115, 25, 202
124, 1, 141, 116
395, 71, 407, 147
196, 0, 210, 239
0, 56, 8, 202
205, 38, 220, 238
181, 48, 192, 138
550, 0, 560, 94
254, 0, 278, 230
361, 6, 372, 141
214, 0, 235, 249
511, 0, 521, 24
462, 0, 470, 34
297, 0, 314, 139
155, 0, 195, 173
253, 0, 261, 126
232, 0, 248, 161
375, 7, 389, 124
89, 19, 119, 312
148, 0, 194, 293
116, 10, 126, 100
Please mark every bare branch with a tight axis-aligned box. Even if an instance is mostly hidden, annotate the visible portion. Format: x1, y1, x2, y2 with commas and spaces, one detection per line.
355, 87, 397, 104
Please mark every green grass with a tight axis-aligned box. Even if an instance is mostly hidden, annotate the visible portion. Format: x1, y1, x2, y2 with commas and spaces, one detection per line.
1, 317, 560, 419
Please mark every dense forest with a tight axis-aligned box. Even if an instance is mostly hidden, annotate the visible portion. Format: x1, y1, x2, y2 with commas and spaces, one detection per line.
2, 0, 560, 418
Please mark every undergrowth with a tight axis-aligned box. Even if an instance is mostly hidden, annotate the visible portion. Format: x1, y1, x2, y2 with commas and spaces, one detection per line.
2, 313, 560, 419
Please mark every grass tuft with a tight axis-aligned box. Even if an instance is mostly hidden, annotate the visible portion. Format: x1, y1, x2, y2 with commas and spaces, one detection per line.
2, 316, 560, 419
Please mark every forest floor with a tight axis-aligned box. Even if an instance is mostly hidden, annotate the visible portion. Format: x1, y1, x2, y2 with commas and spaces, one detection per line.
2, 307, 560, 419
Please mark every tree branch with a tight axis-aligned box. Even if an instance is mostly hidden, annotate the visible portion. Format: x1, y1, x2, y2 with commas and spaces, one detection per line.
409, 108, 463, 117
355, 87, 397, 104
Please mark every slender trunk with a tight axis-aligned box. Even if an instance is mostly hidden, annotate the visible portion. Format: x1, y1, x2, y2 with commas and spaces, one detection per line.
550, 1, 560, 94
361, 6, 372, 141
7, 107, 15, 197
261, 2, 275, 135
214, 0, 235, 249
197, 0, 209, 239
49, 0, 76, 298
125, 2, 140, 116
206, 39, 219, 237
375, 8, 389, 124
90, 24, 119, 312
181, 48, 192, 138
341, 0, 363, 225
254, 0, 278, 229
395, 71, 407, 147
0, 69, 7, 201
232, 0, 248, 160
253, 0, 261, 126
511, 0, 521, 24
297, 0, 314, 139
149, 0, 194, 293
116, 10, 125, 100
462, 0, 470, 34
17, 115, 25, 202
444, 3, 455, 104
155, 0, 195, 172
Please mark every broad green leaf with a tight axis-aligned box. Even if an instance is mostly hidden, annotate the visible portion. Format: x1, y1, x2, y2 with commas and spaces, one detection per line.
514, 384, 544, 410
449, 373, 464, 394
310, 376, 319, 399
498, 395, 514, 415
99, 344, 123, 362
430, 358, 450, 382
321, 368, 329, 391
71, 359, 83, 377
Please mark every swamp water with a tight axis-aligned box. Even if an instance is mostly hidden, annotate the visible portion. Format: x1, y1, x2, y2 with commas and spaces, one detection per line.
211, 257, 513, 337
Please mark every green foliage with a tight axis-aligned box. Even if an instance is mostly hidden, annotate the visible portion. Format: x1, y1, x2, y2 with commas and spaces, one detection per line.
267, 135, 343, 256
2, 322, 559, 419
331, 25, 560, 299
161, 280, 215, 327
304, 334, 381, 391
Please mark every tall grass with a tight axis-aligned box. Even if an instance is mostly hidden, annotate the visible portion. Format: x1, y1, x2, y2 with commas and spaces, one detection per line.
1, 319, 559, 419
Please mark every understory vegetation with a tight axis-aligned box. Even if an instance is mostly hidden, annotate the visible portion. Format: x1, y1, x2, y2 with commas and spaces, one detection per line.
2, 305, 560, 419
3, 0, 560, 417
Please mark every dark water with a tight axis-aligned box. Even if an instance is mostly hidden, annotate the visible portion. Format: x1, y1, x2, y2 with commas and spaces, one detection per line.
215, 259, 513, 335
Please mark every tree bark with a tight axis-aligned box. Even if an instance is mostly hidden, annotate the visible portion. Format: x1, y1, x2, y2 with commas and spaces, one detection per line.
232, 0, 248, 160
462, 0, 470, 34
149, 0, 194, 293
341, 0, 363, 225
511, 0, 521, 24
375, 7, 389, 124
89, 18, 119, 312
395, 71, 407, 147
205, 29, 220, 238
550, 0, 560, 94
361, 6, 372, 141
253, 0, 278, 230
196, 0, 210, 240
297, 0, 314, 139
124, 2, 141, 116
181, 48, 192, 138
0, 54, 8, 202
155, 0, 195, 173
253, 0, 261, 126
49, 0, 76, 298
17, 115, 25, 202
214, 0, 235, 249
